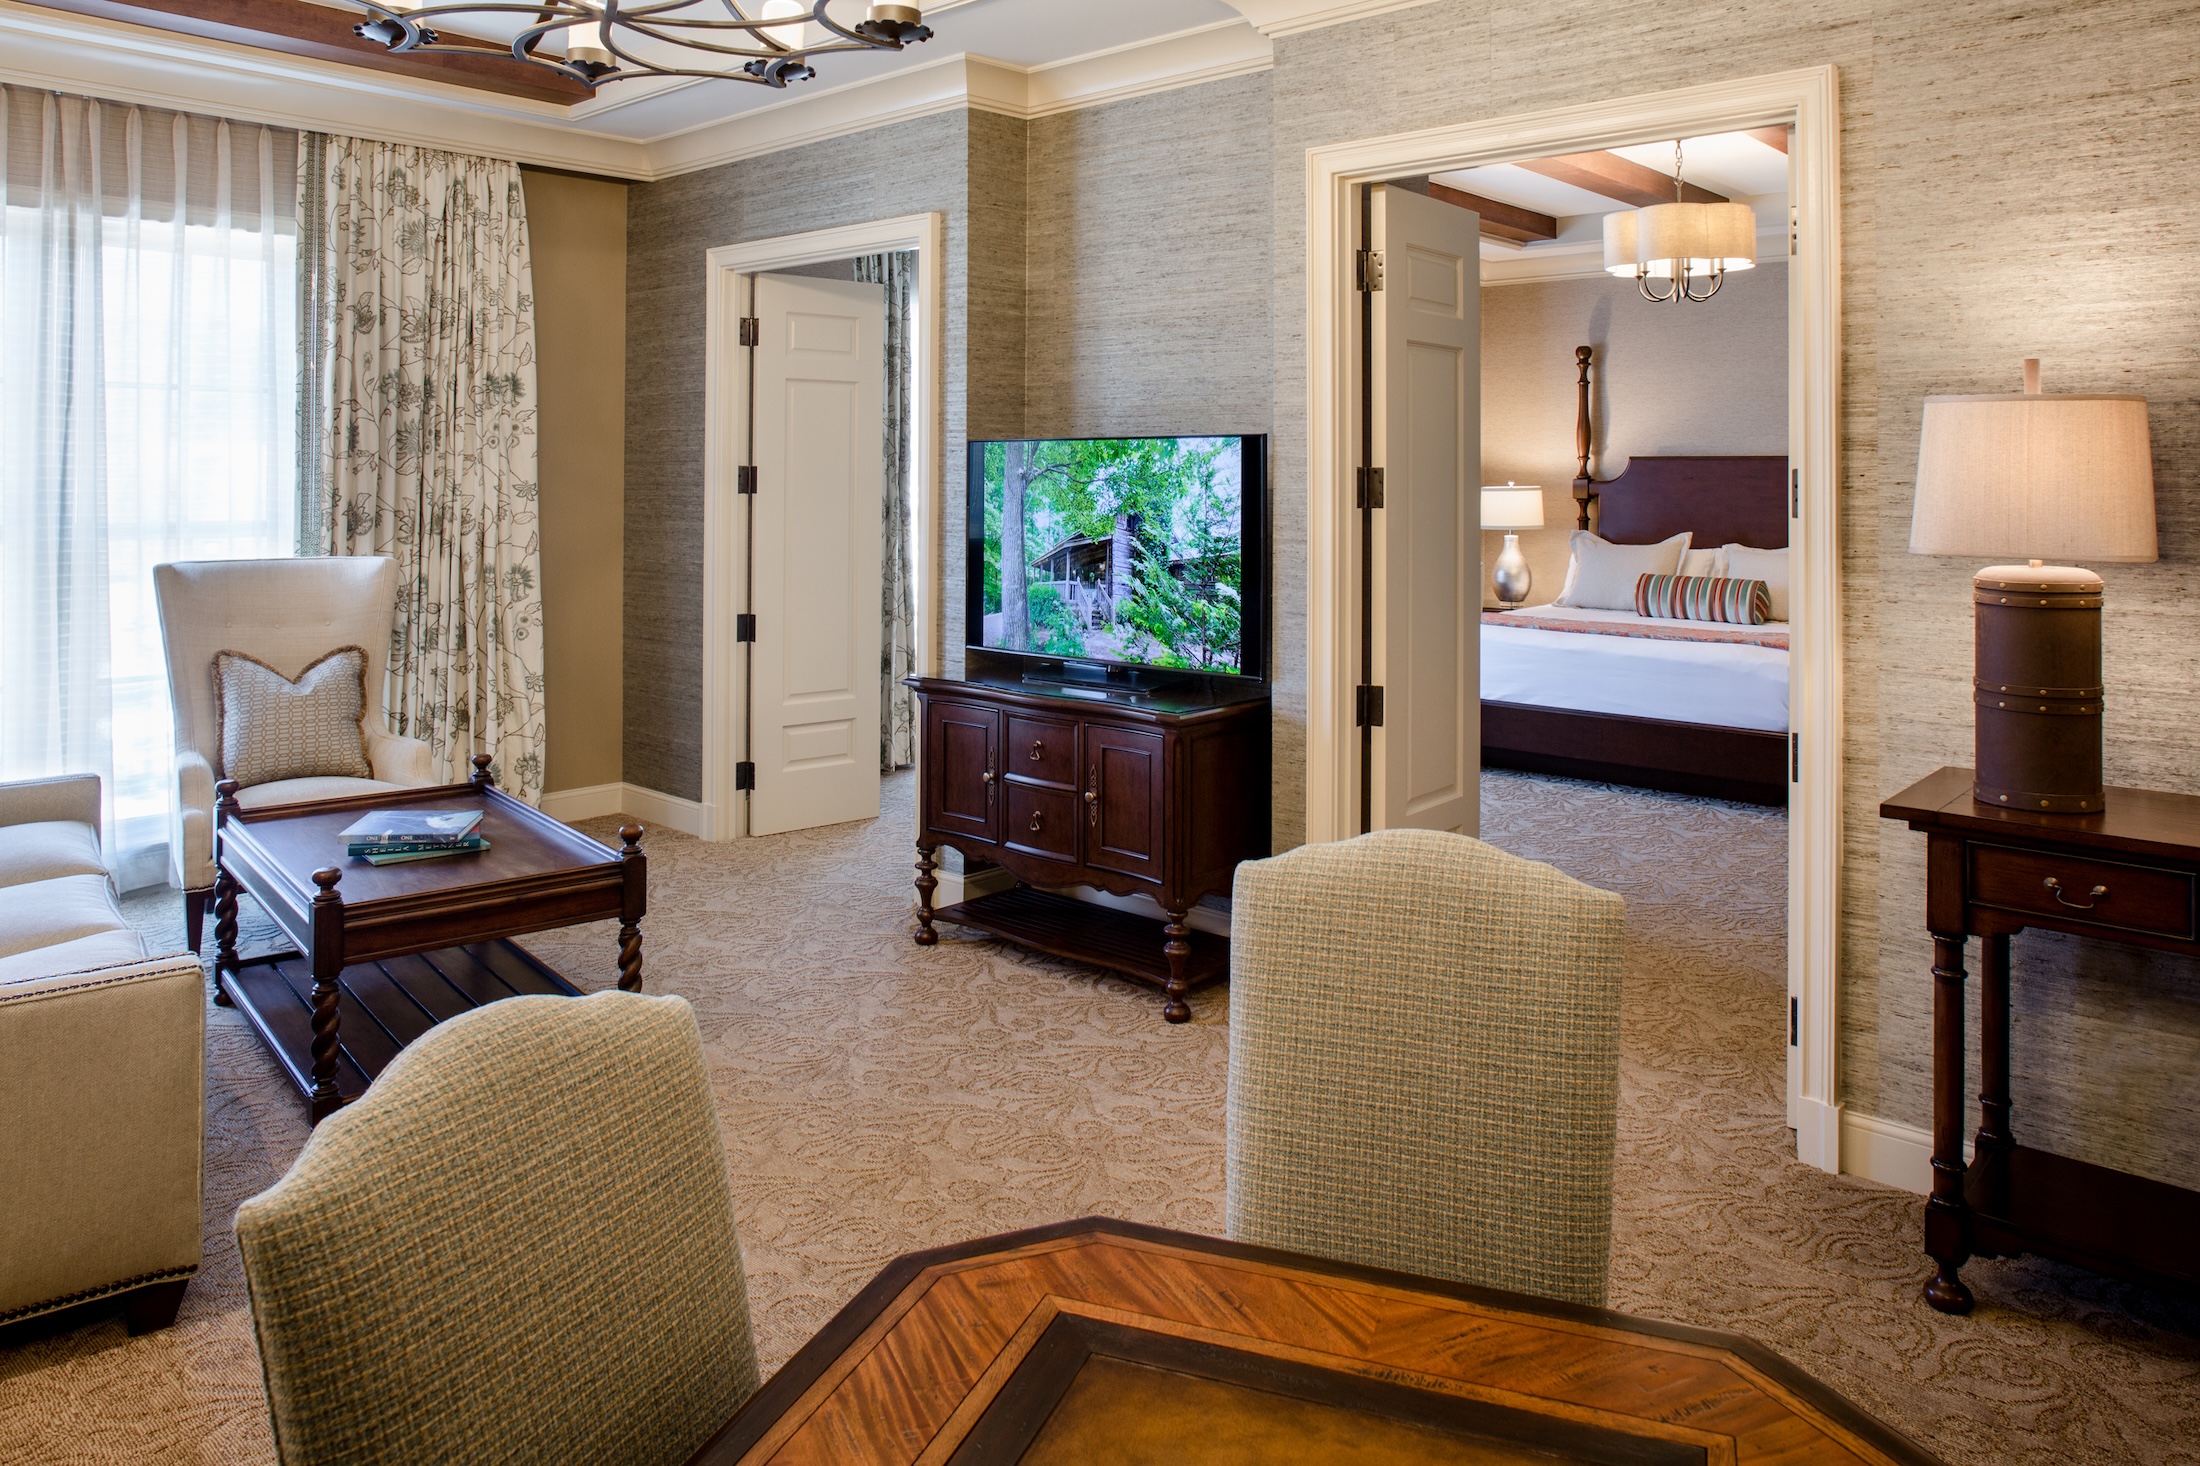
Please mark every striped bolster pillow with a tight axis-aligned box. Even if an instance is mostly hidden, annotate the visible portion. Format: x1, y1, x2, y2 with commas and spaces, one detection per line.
1634, 573, 1772, 625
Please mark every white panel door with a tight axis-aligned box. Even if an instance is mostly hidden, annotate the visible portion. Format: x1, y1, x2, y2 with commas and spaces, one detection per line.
1369, 185, 1480, 836
749, 273, 885, 835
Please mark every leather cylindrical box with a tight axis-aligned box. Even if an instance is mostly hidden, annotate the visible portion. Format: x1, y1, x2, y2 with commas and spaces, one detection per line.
1971, 566, 2104, 813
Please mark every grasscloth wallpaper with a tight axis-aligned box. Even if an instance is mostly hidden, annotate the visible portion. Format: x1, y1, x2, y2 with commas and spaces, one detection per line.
623, 0, 2199, 1179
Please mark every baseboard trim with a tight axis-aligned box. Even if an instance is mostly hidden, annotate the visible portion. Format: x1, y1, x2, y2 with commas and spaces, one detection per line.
539, 782, 711, 839
1839, 1110, 1942, 1195
936, 863, 1017, 908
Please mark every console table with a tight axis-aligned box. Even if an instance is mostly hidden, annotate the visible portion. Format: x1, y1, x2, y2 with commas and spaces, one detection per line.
908, 671, 1269, 1023
1882, 766, 2200, 1313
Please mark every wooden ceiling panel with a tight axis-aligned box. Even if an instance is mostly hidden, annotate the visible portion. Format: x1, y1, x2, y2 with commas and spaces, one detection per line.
1516, 149, 1726, 208
1425, 180, 1556, 243
20, 0, 595, 106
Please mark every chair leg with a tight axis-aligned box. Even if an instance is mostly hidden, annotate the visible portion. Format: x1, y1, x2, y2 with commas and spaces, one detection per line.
122, 1279, 189, 1335
184, 888, 210, 954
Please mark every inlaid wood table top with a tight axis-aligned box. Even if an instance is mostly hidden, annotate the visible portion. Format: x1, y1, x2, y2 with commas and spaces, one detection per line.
689, 1218, 1937, 1466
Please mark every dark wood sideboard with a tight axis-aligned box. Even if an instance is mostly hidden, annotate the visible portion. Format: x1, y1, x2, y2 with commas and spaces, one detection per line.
1882, 767, 2200, 1313
908, 671, 1269, 1023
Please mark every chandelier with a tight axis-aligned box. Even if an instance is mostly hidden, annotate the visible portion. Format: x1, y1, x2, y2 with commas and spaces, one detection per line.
1600, 142, 1757, 304
350, 0, 933, 89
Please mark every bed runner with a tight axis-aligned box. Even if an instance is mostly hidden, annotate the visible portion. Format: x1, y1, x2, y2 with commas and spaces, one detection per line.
1482, 610, 1788, 651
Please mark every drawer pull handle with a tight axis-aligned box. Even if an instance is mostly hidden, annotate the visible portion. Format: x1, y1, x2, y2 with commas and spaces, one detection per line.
1029, 811, 1044, 832
2043, 877, 2108, 910
1030, 739, 1045, 760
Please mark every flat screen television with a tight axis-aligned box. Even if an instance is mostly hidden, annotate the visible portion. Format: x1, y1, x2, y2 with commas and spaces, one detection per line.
968, 434, 1267, 684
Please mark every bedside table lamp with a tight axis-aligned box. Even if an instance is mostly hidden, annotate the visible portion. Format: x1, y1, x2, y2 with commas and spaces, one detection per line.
1482, 483, 1545, 609
1910, 359, 2155, 812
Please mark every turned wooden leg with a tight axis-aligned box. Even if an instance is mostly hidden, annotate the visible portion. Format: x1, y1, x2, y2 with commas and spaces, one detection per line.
184, 888, 209, 955
212, 870, 240, 1001
307, 868, 345, 1123
1161, 907, 1192, 1025
914, 844, 940, 946
1923, 932, 1976, 1314
121, 1278, 189, 1335
617, 824, 647, 992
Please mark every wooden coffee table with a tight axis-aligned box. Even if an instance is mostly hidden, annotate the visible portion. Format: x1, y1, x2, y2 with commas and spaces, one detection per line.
690, 1218, 1941, 1465
212, 756, 646, 1121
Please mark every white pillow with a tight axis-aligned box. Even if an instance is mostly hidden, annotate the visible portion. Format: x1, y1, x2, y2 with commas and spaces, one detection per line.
1677, 547, 1721, 579
1721, 543, 1790, 621
1553, 531, 1692, 612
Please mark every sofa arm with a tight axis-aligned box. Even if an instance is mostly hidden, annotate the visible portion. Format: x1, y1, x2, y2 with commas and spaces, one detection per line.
0, 952, 205, 1324
173, 751, 215, 894
366, 728, 437, 787
0, 774, 100, 832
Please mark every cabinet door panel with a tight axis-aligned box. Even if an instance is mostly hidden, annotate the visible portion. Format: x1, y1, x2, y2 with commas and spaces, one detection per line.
926, 701, 999, 844
1086, 725, 1166, 883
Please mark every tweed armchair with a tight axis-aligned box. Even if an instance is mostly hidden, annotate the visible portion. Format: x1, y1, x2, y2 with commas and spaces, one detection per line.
1226, 827, 1627, 1307
235, 992, 759, 1466
154, 557, 435, 951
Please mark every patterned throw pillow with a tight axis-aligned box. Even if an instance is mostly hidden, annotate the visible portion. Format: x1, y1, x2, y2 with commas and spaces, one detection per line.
1634, 573, 1772, 625
214, 647, 373, 787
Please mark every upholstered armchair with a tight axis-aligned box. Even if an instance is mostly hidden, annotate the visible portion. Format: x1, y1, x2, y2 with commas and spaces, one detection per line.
236, 992, 759, 1465
1226, 827, 1627, 1307
154, 557, 435, 951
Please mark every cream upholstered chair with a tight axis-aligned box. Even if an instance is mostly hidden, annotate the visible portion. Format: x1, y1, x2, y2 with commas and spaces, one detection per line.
1226, 827, 1627, 1307
235, 992, 759, 1466
154, 556, 435, 951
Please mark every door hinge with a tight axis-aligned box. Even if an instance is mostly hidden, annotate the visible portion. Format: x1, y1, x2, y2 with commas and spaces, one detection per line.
1356, 249, 1385, 292
1356, 466, 1385, 510
1790, 996, 1799, 1046
1789, 204, 1798, 257
1355, 685, 1385, 728
1791, 731, 1801, 782
1790, 467, 1800, 518
737, 465, 758, 495
739, 316, 761, 347
736, 613, 756, 644
734, 761, 756, 791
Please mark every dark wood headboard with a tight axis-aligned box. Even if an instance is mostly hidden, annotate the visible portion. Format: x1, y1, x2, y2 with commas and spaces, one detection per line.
1567, 346, 1789, 550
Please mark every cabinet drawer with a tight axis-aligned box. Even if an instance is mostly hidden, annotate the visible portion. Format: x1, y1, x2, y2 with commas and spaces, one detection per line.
1006, 715, 1078, 788
1005, 782, 1080, 862
1970, 844, 2195, 940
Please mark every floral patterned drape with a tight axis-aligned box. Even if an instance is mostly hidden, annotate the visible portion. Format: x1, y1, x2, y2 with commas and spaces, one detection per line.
299, 133, 546, 802
854, 250, 915, 770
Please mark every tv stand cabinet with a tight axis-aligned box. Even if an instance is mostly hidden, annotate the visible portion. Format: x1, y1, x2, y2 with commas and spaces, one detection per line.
907, 672, 1270, 1023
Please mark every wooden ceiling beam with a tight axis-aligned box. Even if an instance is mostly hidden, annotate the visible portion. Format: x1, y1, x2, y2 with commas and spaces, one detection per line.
18, 0, 595, 106
1749, 124, 1791, 154
1426, 181, 1556, 244
1516, 150, 1726, 208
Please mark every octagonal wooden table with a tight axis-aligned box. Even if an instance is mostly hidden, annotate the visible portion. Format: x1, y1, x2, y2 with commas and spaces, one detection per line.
689, 1217, 1939, 1465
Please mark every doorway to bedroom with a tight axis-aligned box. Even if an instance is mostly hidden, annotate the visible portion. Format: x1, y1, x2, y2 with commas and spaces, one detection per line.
1303, 70, 1843, 1176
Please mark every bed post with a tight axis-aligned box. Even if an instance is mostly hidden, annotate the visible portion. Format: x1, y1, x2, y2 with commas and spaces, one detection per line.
1572, 345, 1595, 531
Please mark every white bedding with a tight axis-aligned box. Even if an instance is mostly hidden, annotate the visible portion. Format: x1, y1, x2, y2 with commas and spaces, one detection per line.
1480, 605, 1790, 733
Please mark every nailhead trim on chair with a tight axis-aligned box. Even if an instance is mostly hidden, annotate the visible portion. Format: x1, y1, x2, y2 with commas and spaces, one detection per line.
0, 1266, 198, 1327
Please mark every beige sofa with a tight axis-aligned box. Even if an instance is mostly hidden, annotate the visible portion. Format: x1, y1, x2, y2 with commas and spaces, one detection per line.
0, 774, 204, 1334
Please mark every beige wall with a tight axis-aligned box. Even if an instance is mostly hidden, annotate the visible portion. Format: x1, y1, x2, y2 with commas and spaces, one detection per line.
1480, 267, 1788, 600
523, 168, 628, 794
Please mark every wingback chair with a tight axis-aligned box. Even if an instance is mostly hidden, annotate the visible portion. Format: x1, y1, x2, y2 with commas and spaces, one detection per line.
1226, 827, 1627, 1307
154, 557, 435, 951
235, 992, 759, 1466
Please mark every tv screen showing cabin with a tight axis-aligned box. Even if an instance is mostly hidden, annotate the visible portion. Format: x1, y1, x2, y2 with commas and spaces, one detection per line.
972, 436, 1253, 676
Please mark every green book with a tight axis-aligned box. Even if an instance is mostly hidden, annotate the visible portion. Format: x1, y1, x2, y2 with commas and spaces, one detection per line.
359, 838, 492, 867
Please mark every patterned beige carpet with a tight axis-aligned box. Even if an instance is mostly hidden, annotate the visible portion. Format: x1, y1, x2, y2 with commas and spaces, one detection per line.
2, 770, 2195, 1464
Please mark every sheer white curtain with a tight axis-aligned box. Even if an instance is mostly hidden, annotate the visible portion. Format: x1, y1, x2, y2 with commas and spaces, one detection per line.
0, 88, 297, 890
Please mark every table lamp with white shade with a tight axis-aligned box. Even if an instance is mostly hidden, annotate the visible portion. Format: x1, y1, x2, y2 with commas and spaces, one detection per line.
1909, 359, 2155, 813
1482, 483, 1545, 609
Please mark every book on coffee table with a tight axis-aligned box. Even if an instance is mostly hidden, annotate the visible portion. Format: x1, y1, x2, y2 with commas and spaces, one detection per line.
340, 809, 484, 847
356, 837, 493, 866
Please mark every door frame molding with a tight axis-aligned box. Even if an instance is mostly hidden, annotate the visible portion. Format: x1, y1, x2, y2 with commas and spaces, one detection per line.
1301, 66, 1845, 1170
701, 211, 946, 840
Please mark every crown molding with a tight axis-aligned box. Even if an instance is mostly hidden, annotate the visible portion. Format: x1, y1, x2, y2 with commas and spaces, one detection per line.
1223, 0, 1440, 38
648, 21, 1271, 176
0, 3, 1271, 180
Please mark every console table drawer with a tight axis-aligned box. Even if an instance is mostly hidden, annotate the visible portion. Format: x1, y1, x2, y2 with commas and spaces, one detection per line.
1004, 782, 1080, 861
1970, 844, 2195, 939
1006, 715, 1078, 788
